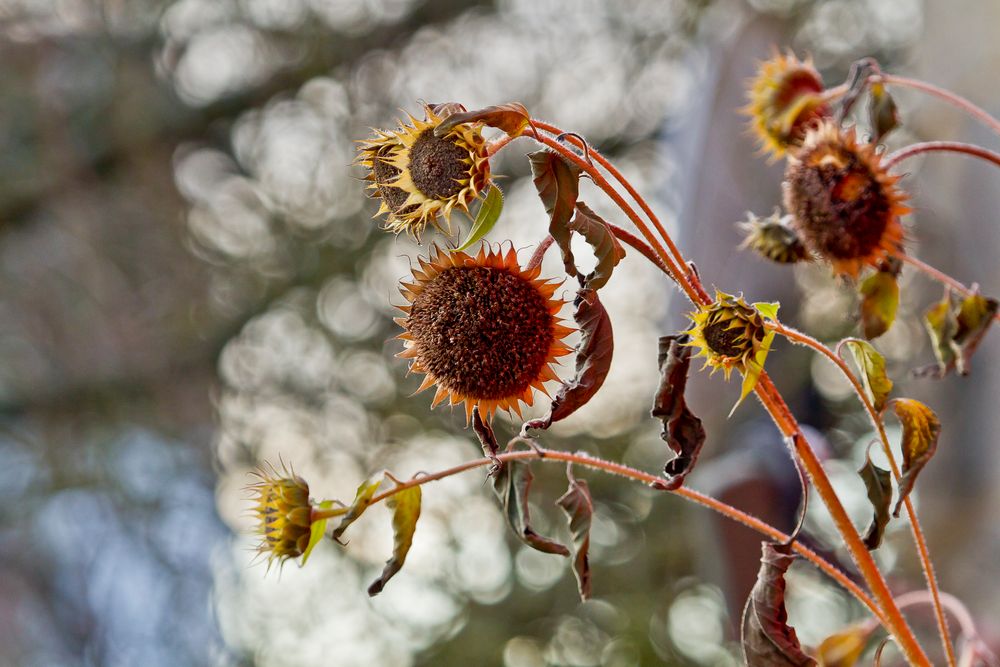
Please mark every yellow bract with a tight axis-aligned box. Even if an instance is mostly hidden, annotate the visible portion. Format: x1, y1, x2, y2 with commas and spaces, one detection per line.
247, 463, 314, 569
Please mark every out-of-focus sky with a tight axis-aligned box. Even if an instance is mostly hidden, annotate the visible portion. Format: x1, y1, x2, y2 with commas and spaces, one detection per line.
1, 0, 999, 665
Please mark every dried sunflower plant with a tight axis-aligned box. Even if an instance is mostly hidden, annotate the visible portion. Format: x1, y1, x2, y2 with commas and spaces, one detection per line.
246, 54, 1000, 666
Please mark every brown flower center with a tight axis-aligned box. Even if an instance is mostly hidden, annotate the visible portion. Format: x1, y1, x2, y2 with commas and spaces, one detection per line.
703, 318, 748, 358
371, 148, 412, 214
407, 265, 555, 400
785, 145, 892, 262
408, 129, 469, 200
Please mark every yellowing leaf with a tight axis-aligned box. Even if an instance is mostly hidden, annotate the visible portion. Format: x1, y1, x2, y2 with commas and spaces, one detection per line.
434, 102, 531, 138
454, 182, 504, 251
888, 398, 941, 517
868, 82, 901, 141
815, 623, 873, 666
332, 474, 382, 541
858, 269, 899, 340
841, 339, 893, 412
368, 483, 421, 596
732, 303, 779, 417
954, 292, 998, 375
556, 467, 593, 600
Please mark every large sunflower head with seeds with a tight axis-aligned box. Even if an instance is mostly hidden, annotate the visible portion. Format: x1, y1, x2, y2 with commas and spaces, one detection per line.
357, 104, 491, 240
395, 244, 573, 422
782, 121, 909, 278
745, 51, 830, 160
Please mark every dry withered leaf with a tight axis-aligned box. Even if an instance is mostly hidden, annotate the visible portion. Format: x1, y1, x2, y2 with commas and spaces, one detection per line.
492, 459, 569, 556
556, 465, 593, 600
651, 334, 706, 490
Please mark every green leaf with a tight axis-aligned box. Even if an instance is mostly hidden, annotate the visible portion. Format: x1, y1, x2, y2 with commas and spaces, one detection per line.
868, 82, 901, 142
332, 474, 382, 541
567, 202, 626, 290
752, 301, 780, 320
454, 182, 504, 251
858, 269, 899, 340
523, 288, 614, 431
301, 500, 334, 565
556, 467, 593, 600
815, 623, 873, 666
434, 102, 531, 138
841, 339, 893, 412
888, 398, 941, 518
741, 542, 817, 666
858, 446, 892, 550
651, 334, 706, 490
529, 149, 582, 278
368, 483, 422, 596
492, 460, 569, 556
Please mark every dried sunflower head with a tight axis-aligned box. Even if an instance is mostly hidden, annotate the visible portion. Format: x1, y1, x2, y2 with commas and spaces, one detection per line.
738, 209, 810, 264
395, 244, 573, 422
745, 51, 830, 160
247, 463, 314, 569
357, 103, 491, 240
782, 121, 909, 278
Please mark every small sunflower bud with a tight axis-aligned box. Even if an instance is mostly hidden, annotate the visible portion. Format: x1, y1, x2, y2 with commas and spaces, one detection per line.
782, 122, 909, 278
395, 244, 574, 422
248, 465, 315, 568
745, 51, 831, 160
686, 292, 768, 380
357, 103, 491, 241
738, 209, 809, 264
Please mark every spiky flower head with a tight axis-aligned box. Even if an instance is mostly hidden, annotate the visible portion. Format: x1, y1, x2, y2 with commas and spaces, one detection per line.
739, 209, 810, 264
782, 121, 909, 278
248, 463, 314, 568
396, 244, 573, 422
745, 51, 830, 160
357, 103, 491, 240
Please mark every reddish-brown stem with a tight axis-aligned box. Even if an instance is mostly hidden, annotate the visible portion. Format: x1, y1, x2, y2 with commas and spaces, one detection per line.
493, 121, 929, 664
487, 133, 519, 156
316, 445, 886, 624
897, 254, 1000, 323
773, 322, 957, 667
526, 235, 554, 270
530, 120, 709, 300
522, 128, 706, 305
824, 74, 1000, 139
606, 222, 676, 275
885, 141, 1000, 171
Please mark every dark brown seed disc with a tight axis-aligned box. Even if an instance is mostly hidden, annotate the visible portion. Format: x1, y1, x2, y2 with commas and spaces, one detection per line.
703, 318, 747, 358
785, 147, 891, 262
408, 129, 468, 200
407, 265, 555, 400
371, 149, 413, 214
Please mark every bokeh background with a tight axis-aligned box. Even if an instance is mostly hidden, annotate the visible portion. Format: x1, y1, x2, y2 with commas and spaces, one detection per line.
2, 0, 999, 665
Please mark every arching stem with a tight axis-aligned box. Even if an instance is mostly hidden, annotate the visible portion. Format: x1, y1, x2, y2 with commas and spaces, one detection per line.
896, 254, 1000, 323
885, 141, 1000, 171
772, 322, 957, 667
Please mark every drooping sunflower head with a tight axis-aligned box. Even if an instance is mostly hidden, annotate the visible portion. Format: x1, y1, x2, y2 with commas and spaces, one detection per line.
357, 104, 491, 240
782, 121, 909, 277
395, 244, 573, 422
745, 50, 830, 160
738, 209, 810, 264
685, 291, 769, 381
247, 463, 314, 568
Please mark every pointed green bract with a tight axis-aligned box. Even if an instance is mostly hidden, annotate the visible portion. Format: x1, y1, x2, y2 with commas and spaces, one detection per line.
301, 500, 334, 565
454, 182, 504, 251
332, 474, 382, 541
731, 302, 780, 417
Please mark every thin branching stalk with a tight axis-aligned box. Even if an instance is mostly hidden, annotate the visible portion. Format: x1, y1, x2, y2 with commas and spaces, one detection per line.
885, 141, 1000, 171
313, 446, 887, 625
773, 322, 957, 667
